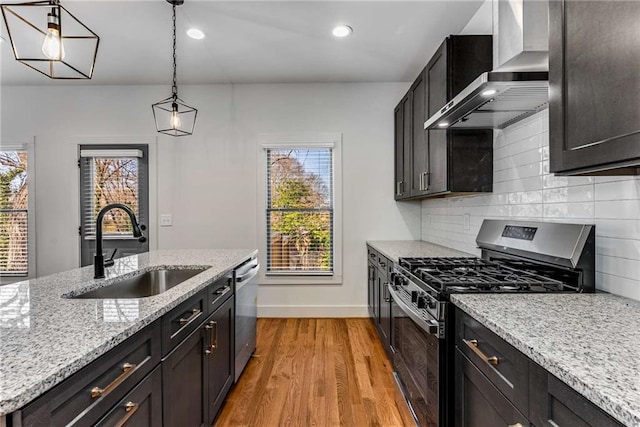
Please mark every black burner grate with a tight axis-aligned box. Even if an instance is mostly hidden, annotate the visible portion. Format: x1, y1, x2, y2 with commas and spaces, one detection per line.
399, 257, 570, 293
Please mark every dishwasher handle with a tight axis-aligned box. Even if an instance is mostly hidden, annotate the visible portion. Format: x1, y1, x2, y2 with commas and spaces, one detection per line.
237, 263, 260, 282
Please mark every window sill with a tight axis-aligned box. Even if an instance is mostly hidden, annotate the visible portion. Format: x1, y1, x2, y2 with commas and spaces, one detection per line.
259, 274, 343, 286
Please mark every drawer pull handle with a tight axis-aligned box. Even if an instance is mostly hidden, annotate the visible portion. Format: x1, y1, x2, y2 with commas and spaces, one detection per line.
114, 401, 139, 427
91, 362, 137, 398
179, 308, 202, 325
213, 286, 231, 298
463, 339, 499, 366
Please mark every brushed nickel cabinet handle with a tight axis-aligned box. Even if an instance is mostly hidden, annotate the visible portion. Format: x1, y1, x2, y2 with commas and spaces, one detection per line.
91, 362, 137, 398
114, 401, 139, 427
463, 339, 499, 366
178, 308, 201, 325
211, 320, 218, 350
396, 181, 402, 196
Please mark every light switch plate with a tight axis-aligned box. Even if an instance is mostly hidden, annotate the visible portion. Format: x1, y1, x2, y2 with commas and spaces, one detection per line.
160, 214, 172, 227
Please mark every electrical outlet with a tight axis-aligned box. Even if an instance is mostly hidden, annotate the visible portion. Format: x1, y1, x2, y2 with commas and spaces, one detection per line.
464, 213, 470, 231
160, 214, 173, 227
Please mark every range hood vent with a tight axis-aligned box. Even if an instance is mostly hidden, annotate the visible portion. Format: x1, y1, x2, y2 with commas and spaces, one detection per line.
424, 71, 548, 130
425, 0, 550, 130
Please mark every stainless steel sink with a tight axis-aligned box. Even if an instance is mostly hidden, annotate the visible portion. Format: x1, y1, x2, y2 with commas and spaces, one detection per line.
72, 268, 208, 299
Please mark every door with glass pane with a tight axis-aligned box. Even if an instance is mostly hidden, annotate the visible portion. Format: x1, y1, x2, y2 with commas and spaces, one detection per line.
79, 145, 149, 267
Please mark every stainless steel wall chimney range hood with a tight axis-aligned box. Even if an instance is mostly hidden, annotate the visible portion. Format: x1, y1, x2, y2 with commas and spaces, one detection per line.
425, 0, 550, 130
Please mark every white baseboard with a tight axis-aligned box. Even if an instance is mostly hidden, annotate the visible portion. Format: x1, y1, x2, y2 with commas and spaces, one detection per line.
257, 305, 369, 318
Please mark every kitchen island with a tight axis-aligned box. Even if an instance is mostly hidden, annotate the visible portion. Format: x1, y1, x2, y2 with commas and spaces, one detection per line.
0, 248, 256, 425
452, 293, 640, 426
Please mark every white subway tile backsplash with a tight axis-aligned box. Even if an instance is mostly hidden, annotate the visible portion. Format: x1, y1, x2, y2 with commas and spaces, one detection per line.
421, 110, 640, 301
595, 200, 640, 220
595, 179, 640, 201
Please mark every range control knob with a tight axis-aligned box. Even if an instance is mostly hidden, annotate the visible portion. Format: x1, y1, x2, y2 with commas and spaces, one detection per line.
411, 291, 419, 303
417, 295, 428, 309
427, 299, 437, 309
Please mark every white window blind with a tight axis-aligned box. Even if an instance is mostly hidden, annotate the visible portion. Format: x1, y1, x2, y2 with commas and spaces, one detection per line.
266, 148, 333, 275
0, 150, 28, 277
80, 152, 144, 237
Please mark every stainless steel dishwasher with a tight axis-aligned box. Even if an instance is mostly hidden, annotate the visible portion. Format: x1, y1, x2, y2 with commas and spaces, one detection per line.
233, 256, 259, 382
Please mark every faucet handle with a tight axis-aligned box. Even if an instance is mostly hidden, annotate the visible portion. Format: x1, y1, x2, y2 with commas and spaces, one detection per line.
104, 248, 117, 267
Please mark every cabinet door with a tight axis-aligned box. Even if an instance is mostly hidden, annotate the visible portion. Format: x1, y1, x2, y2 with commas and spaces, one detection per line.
207, 295, 235, 424
549, 0, 640, 174
377, 268, 391, 353
454, 349, 529, 427
529, 362, 623, 427
162, 323, 208, 427
410, 69, 429, 197
394, 95, 412, 200
426, 42, 449, 195
394, 103, 405, 199
367, 259, 376, 318
96, 367, 162, 427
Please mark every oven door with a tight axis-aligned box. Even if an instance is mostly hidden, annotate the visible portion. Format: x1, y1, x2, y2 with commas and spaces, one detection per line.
390, 284, 442, 427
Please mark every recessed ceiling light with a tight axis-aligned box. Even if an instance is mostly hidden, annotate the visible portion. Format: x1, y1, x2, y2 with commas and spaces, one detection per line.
332, 25, 353, 38
482, 89, 497, 97
186, 28, 205, 40
438, 122, 449, 128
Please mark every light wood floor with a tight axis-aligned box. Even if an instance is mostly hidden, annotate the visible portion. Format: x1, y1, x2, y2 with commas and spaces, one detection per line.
215, 318, 415, 427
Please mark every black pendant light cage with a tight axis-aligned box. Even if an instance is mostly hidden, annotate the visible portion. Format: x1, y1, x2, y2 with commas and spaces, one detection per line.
0, 0, 99, 79
152, 0, 197, 137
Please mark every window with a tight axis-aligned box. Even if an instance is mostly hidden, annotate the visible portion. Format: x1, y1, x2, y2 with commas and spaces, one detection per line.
266, 148, 333, 275
0, 148, 29, 278
79, 145, 149, 267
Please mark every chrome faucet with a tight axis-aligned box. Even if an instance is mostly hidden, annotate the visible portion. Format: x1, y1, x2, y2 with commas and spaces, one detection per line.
94, 203, 146, 279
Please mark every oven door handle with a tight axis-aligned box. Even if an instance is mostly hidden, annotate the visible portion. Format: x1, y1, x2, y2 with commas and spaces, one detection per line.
388, 284, 440, 336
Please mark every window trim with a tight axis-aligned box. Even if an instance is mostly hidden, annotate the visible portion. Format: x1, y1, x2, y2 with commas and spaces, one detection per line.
257, 132, 343, 285
0, 139, 37, 283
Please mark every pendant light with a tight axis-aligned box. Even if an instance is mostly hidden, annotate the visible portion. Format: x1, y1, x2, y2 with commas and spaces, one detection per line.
0, 0, 99, 79
152, 0, 197, 137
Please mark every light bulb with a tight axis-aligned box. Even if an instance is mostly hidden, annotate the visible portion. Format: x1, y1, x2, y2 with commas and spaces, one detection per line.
170, 104, 181, 129
42, 10, 64, 60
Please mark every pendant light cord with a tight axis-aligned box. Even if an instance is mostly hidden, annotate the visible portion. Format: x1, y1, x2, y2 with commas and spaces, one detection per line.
171, 4, 178, 99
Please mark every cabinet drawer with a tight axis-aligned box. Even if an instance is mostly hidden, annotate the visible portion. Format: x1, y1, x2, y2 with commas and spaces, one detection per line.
162, 289, 207, 356
206, 274, 233, 315
95, 366, 162, 427
455, 349, 529, 427
21, 321, 161, 427
456, 309, 529, 415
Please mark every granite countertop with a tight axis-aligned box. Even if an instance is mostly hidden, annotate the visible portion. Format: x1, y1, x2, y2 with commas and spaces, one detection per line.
0, 249, 256, 416
366, 240, 473, 262
451, 293, 640, 426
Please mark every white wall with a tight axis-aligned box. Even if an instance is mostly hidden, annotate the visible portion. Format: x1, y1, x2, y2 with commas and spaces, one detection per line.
1, 82, 421, 316
421, 110, 640, 301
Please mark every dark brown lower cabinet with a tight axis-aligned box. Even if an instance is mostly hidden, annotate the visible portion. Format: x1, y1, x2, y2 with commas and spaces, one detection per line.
455, 308, 624, 427
162, 295, 235, 427
529, 362, 623, 427
454, 349, 528, 427
206, 294, 235, 425
96, 366, 163, 427
162, 319, 209, 427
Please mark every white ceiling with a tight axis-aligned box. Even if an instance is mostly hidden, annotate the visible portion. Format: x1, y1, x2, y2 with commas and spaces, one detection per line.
0, 1, 484, 86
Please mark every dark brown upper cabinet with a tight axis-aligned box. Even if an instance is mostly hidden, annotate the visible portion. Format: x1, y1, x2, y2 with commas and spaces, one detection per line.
394, 94, 412, 200
394, 35, 494, 200
549, 0, 640, 175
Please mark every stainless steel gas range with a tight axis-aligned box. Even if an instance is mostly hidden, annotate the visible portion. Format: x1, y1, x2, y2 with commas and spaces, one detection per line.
389, 219, 595, 427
